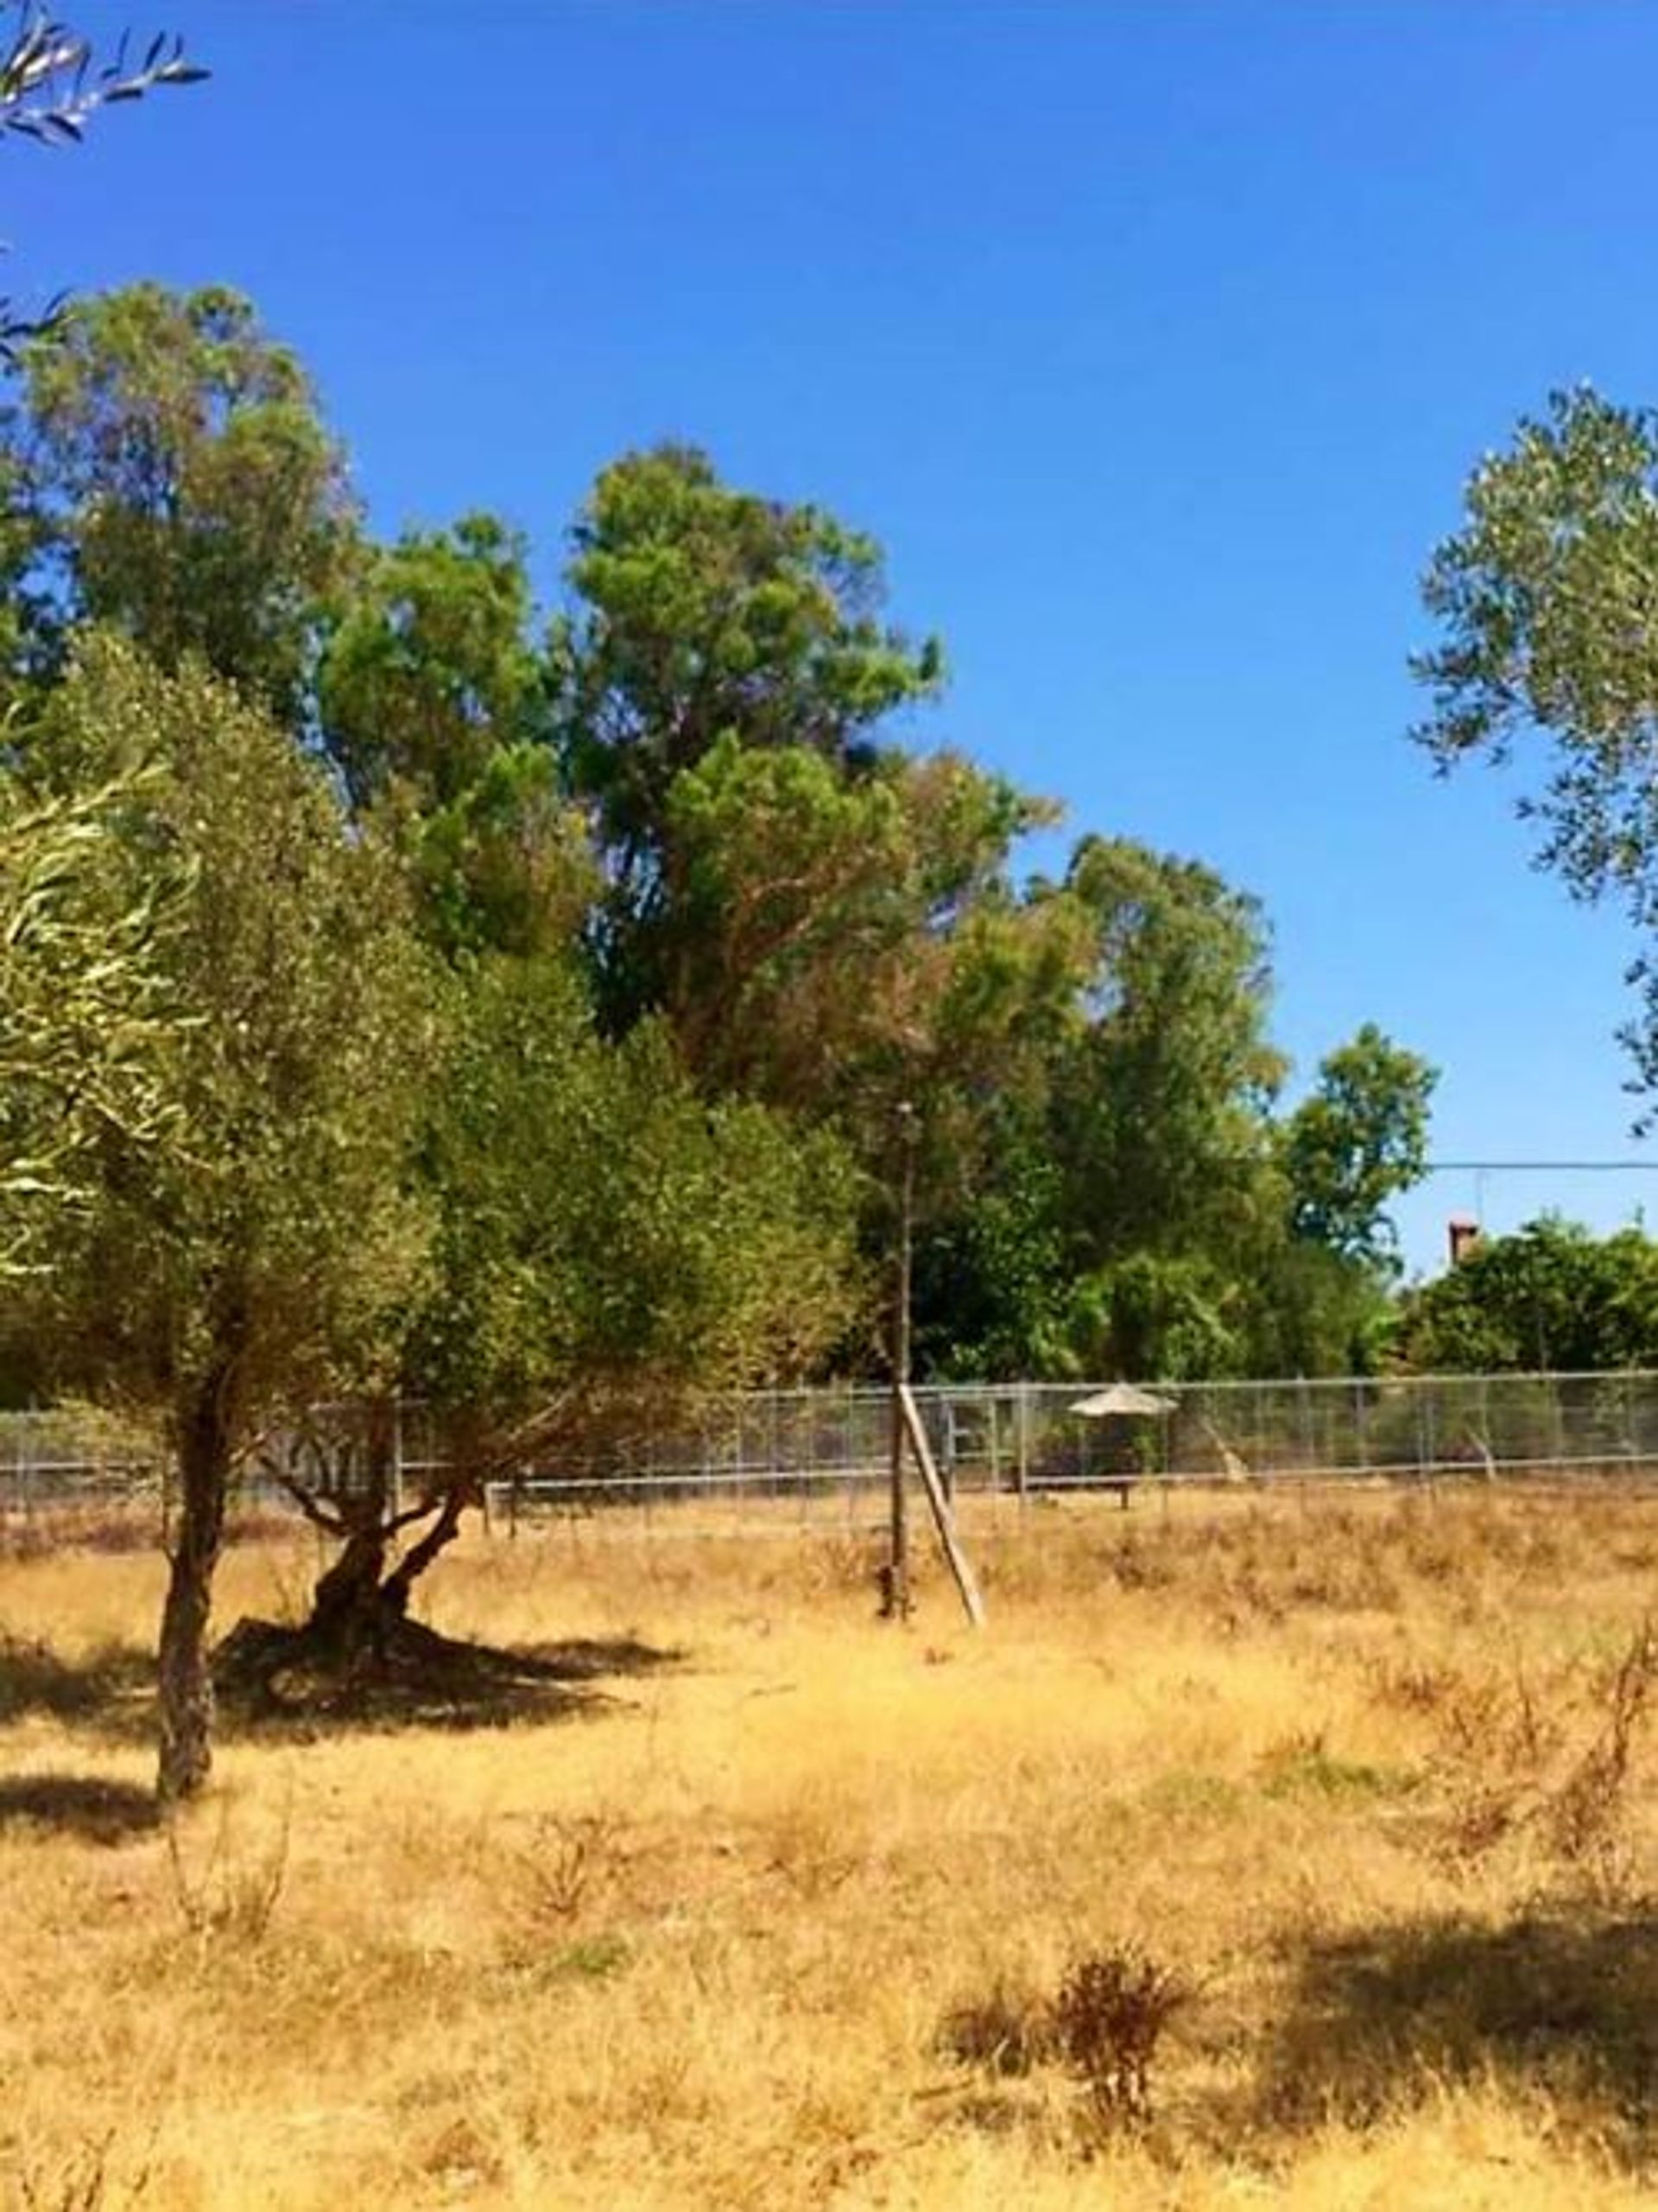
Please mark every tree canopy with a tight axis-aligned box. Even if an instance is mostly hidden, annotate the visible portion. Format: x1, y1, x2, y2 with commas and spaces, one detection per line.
554, 442, 945, 1026
414, 955, 860, 1447
1281, 1024, 1437, 1270
1414, 385, 1658, 1099
317, 514, 585, 958
0, 766, 183, 1272
4, 283, 358, 715
0, 275, 1461, 1784
0, 288, 1443, 1411
9, 636, 436, 1796
1397, 1215, 1658, 1374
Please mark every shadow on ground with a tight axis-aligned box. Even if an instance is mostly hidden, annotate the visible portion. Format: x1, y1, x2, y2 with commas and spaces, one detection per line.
2, 1619, 683, 1747
0, 1772, 159, 1841
1258, 1908, 1656, 2166
0, 1631, 153, 1740
211, 1615, 682, 1738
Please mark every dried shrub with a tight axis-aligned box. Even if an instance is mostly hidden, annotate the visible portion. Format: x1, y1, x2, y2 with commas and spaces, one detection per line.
1547, 1621, 1655, 1869
937, 1976, 1054, 2077
1255, 1727, 1401, 1803
1421, 1619, 1655, 1895
0, 1512, 54, 1561
1050, 1943, 1191, 2126
759, 1796, 867, 1901
512, 1811, 628, 1928
1364, 1655, 1465, 1716
1105, 1534, 1177, 1594
164, 1792, 291, 1949
938, 1941, 1192, 2124
3, 2130, 149, 2212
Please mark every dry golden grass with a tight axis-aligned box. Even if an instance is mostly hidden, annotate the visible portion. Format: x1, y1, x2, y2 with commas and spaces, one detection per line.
1, 1483, 1653, 2209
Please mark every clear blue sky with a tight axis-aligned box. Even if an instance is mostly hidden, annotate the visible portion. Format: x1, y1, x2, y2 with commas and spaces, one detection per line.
15, 0, 1658, 1271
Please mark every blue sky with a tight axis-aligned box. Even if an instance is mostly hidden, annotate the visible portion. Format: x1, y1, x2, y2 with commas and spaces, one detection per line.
13, 0, 1658, 1270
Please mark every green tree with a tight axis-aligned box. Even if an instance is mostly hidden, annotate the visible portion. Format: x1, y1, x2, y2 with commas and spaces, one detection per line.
1240, 1239, 1398, 1379
1413, 385, 1658, 1098
662, 735, 1072, 1113
1397, 1215, 1658, 1372
923, 844, 1433, 1383
0, 20, 208, 1287
417, 957, 860, 1440
661, 733, 1089, 1385
318, 514, 589, 957
1053, 834, 1286, 1272
1281, 1023, 1437, 1268
245, 954, 864, 1670
12, 637, 433, 1799
320, 512, 546, 812
1064, 1250, 1246, 1383
921, 834, 1314, 1384
909, 1129, 1075, 1379
554, 443, 944, 1024
0, 768, 182, 1273
4, 282, 358, 717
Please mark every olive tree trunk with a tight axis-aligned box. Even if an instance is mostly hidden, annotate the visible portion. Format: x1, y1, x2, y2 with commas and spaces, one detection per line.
156, 1372, 236, 1803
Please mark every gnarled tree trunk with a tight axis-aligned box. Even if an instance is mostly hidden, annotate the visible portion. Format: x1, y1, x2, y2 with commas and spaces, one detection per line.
301, 1403, 399, 1658
213, 1402, 484, 1715
156, 1368, 236, 1803
290, 1471, 474, 1662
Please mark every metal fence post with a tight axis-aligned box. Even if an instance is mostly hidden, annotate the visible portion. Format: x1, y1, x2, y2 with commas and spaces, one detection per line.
1353, 1380, 1369, 1474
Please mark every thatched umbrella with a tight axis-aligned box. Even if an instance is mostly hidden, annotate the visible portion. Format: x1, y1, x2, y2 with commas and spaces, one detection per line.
1068, 1384, 1177, 1418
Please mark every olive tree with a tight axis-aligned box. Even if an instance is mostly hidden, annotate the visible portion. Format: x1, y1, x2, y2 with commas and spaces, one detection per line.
0, 6, 207, 358
1414, 386, 1658, 1101
211, 952, 862, 1703
15, 637, 434, 1799
0, 769, 182, 1274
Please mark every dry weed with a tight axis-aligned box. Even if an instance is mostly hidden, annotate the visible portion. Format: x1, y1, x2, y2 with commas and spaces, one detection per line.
1418, 1618, 1655, 1898
0, 1485, 1651, 2209
509, 1809, 632, 1930
163, 1784, 292, 1949
1051, 1943, 1192, 2128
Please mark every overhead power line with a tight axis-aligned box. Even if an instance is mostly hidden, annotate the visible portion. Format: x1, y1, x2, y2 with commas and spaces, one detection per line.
1425, 1160, 1658, 1174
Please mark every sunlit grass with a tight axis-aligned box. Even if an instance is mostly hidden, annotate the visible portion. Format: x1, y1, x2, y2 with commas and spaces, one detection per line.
1, 1485, 1652, 2208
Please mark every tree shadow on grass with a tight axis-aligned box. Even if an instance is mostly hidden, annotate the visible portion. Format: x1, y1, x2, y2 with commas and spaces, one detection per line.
0, 1631, 154, 1741
0, 1617, 684, 1747
0, 1772, 160, 1841
211, 1615, 683, 1740
1259, 1908, 1656, 2168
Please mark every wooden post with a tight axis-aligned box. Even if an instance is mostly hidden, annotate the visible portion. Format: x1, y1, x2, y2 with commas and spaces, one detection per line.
900, 1385, 985, 1627
883, 1102, 917, 1619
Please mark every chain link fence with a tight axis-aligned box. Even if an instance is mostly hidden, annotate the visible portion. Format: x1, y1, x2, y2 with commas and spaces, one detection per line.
4, 1371, 1658, 1542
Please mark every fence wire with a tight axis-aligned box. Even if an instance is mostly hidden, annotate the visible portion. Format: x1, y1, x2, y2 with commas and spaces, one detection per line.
4, 1371, 1658, 1538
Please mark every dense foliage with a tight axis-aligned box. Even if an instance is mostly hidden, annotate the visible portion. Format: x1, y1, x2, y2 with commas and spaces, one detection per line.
0, 767, 183, 1274
0, 281, 1445, 1401
1414, 384, 1658, 1102
1397, 1216, 1658, 1374
0, 277, 1445, 1787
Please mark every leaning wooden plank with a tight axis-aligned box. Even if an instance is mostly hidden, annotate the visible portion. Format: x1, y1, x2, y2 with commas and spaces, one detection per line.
899, 1384, 986, 1628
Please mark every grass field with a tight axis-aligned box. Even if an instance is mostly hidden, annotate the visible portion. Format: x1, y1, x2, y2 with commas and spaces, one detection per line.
2, 1483, 1654, 2209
